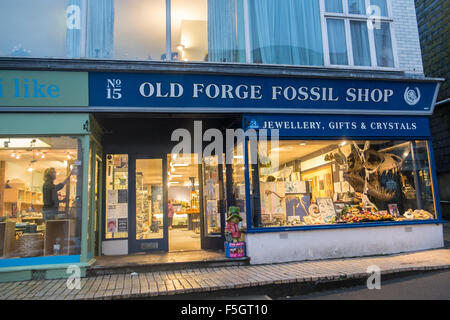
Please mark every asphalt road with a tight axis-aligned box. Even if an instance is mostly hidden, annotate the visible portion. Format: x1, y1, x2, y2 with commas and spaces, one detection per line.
279, 269, 450, 300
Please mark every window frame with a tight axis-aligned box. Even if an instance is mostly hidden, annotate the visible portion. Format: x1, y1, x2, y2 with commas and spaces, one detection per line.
320, 0, 399, 70
2, 0, 402, 70
243, 136, 443, 234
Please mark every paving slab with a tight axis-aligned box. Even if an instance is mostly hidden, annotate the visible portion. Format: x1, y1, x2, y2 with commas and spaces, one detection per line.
0, 248, 449, 300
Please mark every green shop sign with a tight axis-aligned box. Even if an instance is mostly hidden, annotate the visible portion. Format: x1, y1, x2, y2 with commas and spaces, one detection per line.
0, 70, 88, 107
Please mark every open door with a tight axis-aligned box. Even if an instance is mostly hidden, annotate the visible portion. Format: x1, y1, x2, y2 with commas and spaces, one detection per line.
129, 156, 168, 253
200, 154, 226, 250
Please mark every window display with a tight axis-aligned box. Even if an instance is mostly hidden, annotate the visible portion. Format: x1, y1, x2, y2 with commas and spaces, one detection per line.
0, 136, 82, 258
252, 140, 436, 228
105, 154, 128, 239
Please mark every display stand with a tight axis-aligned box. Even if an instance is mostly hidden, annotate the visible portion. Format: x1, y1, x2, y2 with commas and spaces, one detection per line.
0, 222, 16, 257
44, 219, 74, 256
225, 242, 246, 258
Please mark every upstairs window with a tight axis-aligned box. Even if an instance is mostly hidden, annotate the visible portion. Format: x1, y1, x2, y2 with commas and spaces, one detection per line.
322, 0, 397, 68
0, 0, 397, 70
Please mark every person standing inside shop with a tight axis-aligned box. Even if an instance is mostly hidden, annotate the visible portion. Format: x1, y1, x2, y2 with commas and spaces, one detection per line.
168, 199, 174, 230
42, 168, 71, 220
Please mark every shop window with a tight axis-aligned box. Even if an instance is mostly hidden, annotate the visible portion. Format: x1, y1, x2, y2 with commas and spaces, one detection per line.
322, 0, 396, 68
0, 137, 83, 259
251, 140, 436, 228
105, 154, 128, 239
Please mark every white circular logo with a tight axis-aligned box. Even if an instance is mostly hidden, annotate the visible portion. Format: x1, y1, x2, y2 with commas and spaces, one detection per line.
404, 87, 421, 106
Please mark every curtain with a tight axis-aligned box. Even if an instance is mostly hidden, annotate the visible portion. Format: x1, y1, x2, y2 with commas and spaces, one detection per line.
350, 21, 371, 66
87, 0, 114, 59
249, 0, 324, 66
348, 0, 365, 14
374, 22, 394, 67
327, 19, 348, 65
207, 0, 238, 63
370, 0, 388, 16
66, 0, 82, 58
325, 0, 343, 13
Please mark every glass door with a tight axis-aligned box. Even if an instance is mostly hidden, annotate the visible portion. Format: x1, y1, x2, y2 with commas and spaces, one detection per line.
129, 156, 168, 253
200, 154, 226, 250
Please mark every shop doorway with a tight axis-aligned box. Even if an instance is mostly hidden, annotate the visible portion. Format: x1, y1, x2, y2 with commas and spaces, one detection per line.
167, 154, 201, 252
167, 153, 226, 252
97, 114, 239, 256
127, 153, 226, 254
129, 156, 168, 253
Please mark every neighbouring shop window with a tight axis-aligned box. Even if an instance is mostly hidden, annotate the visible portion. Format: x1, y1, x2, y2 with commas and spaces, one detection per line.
323, 0, 396, 68
0, 137, 83, 259
105, 154, 128, 239
251, 140, 436, 228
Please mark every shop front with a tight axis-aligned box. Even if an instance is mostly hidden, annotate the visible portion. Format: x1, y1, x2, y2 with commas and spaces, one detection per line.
0, 67, 445, 281
88, 71, 444, 265
97, 115, 243, 256
242, 114, 444, 264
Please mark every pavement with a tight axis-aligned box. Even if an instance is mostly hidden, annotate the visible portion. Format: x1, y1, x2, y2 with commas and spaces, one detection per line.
0, 247, 449, 300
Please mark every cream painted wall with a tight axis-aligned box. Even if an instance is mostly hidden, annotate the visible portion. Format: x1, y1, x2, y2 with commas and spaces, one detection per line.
246, 224, 444, 264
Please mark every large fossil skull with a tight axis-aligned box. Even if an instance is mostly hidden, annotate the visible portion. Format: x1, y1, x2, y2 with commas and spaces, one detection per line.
330, 142, 404, 202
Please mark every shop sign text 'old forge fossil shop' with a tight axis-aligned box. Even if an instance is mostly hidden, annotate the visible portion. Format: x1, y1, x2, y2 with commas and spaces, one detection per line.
89, 72, 440, 115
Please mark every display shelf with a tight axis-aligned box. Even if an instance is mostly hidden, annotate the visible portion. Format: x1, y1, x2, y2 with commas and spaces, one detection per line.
2, 188, 44, 216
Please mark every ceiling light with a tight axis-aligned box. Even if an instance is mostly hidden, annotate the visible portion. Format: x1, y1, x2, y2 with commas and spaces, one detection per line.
299, 142, 307, 146
340, 141, 347, 147
0, 138, 51, 149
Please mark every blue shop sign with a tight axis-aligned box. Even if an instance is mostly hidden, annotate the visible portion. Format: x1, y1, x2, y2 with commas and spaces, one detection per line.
89, 73, 439, 115
243, 115, 431, 138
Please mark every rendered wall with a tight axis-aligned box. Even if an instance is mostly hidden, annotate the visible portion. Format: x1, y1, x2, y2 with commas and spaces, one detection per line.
246, 224, 444, 265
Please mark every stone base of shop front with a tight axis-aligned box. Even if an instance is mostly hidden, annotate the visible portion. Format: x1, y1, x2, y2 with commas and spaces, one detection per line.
245, 224, 445, 265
